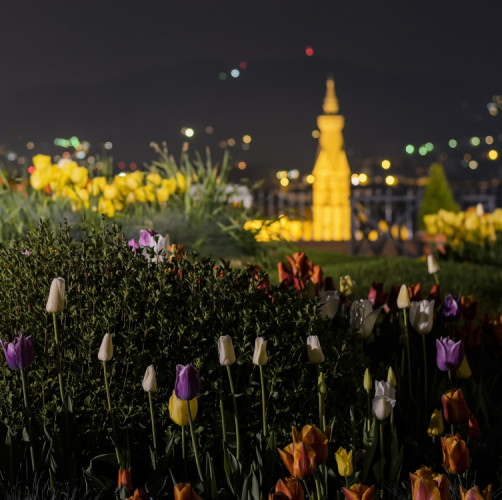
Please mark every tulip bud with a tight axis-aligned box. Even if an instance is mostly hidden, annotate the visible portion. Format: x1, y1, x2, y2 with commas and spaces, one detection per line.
339, 275, 355, 296
98, 333, 113, 361
363, 368, 372, 393
427, 254, 440, 274
318, 372, 327, 395
175, 363, 201, 400
427, 409, 444, 437
218, 335, 236, 366
252, 337, 268, 366
142, 364, 157, 392
46, 277, 65, 313
456, 355, 472, 379
174, 482, 201, 500
306, 335, 325, 364
335, 447, 353, 477
396, 284, 410, 309
387, 366, 397, 387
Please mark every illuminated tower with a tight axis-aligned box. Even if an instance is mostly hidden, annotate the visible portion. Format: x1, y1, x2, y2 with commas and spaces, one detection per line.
311, 77, 351, 241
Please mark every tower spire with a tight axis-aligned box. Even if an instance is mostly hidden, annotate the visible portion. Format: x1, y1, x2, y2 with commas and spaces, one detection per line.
323, 75, 339, 115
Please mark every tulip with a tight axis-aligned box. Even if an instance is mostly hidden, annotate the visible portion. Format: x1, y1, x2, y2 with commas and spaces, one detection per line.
292, 424, 329, 464
397, 284, 410, 309
218, 335, 236, 366
335, 447, 353, 477
175, 363, 201, 400
127, 488, 148, 500
139, 229, 157, 247
442, 294, 462, 320
468, 415, 481, 439
427, 409, 444, 437
363, 368, 372, 392
273, 477, 304, 500
456, 356, 472, 379
278, 441, 316, 479
174, 482, 201, 500
460, 485, 492, 500
341, 484, 376, 500
409, 466, 450, 500
46, 277, 65, 313
436, 337, 464, 371
169, 390, 198, 426
306, 335, 325, 364
427, 254, 440, 275
387, 366, 397, 387
98, 333, 113, 361
1, 333, 35, 370
441, 433, 470, 475
339, 275, 355, 296
372, 380, 396, 420
319, 290, 340, 319
409, 300, 435, 335
118, 467, 132, 493
441, 388, 471, 425
350, 299, 380, 338
253, 337, 268, 365
142, 365, 157, 392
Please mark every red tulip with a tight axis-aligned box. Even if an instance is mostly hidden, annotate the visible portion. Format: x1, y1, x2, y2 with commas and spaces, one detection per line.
292, 424, 330, 464
272, 477, 304, 500
441, 388, 471, 425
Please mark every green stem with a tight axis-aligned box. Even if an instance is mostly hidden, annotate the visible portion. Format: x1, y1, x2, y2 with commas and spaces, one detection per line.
434, 272, 439, 286
403, 310, 412, 396
52, 313, 66, 406
20, 369, 36, 473
186, 400, 205, 485
315, 475, 322, 500
103, 361, 122, 468
366, 392, 371, 433
259, 365, 267, 437
302, 479, 313, 500
379, 420, 385, 499
148, 391, 157, 469
226, 365, 241, 460
219, 388, 227, 444
421, 334, 428, 409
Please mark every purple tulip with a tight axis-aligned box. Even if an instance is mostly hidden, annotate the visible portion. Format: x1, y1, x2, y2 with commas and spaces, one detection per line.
175, 363, 201, 400
442, 294, 462, 320
1, 333, 35, 370
436, 336, 464, 371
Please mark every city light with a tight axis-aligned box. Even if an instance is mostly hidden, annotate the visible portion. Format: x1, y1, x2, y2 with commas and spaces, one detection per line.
227, 138, 236, 146
288, 169, 300, 180
351, 173, 360, 186
488, 150, 499, 160
425, 142, 434, 151
470, 136, 480, 146
184, 128, 194, 138
468, 160, 478, 170
280, 177, 290, 187
358, 173, 368, 184
237, 161, 247, 170
311, 130, 320, 138
230, 69, 240, 78
405, 144, 414, 154
385, 175, 396, 186
218, 72, 227, 80
448, 139, 457, 148
104, 141, 113, 150
276, 170, 287, 179
242, 134, 252, 144
381, 159, 391, 169
306, 174, 315, 184
305, 46, 314, 56
418, 146, 428, 156
485, 135, 494, 145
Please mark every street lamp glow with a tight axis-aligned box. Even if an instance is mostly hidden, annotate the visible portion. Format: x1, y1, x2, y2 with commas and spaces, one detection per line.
358, 173, 368, 184
280, 177, 289, 187
470, 136, 480, 146
185, 128, 195, 138
351, 174, 360, 186
488, 149, 499, 160
306, 174, 315, 184
381, 159, 391, 169
448, 139, 457, 148
385, 175, 396, 186
418, 146, 427, 156
405, 144, 414, 154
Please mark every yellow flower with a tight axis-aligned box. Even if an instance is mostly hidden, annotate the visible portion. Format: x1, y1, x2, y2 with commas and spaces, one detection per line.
71, 166, 89, 188
161, 178, 177, 195
135, 187, 147, 203
156, 186, 171, 203
176, 172, 187, 192
125, 191, 136, 205
103, 184, 118, 200
32, 154, 52, 169
169, 390, 198, 426
146, 173, 162, 186
456, 355, 472, 379
125, 171, 144, 191
363, 368, 372, 393
98, 198, 115, 218
335, 447, 353, 477
427, 409, 444, 437
89, 176, 108, 196
339, 275, 354, 296
30, 167, 51, 190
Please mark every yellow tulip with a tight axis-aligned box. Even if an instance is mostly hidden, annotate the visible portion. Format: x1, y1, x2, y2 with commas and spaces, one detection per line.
176, 172, 187, 192
156, 187, 171, 203
32, 154, 52, 169
89, 176, 108, 196
30, 168, 51, 190
169, 390, 198, 426
103, 184, 118, 200
427, 409, 444, 437
71, 166, 89, 187
98, 198, 115, 218
161, 178, 177, 195
335, 447, 353, 477
125, 191, 136, 205
135, 187, 147, 203
146, 173, 162, 186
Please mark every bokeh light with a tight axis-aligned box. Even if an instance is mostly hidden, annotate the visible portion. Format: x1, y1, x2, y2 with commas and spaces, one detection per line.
381, 159, 391, 169
227, 138, 236, 147
288, 169, 299, 180
418, 146, 427, 156
470, 136, 480, 146
311, 130, 320, 139
405, 144, 414, 154
488, 149, 499, 160
276, 170, 287, 179
358, 173, 368, 184
239, 61, 247, 69
205, 126, 214, 134
26, 142, 34, 150
242, 135, 252, 144
485, 135, 494, 145
280, 177, 290, 187
218, 72, 227, 80
184, 128, 194, 138
468, 160, 478, 170
385, 175, 396, 186
104, 142, 113, 150
230, 69, 240, 78
448, 139, 457, 148
351, 173, 360, 186
305, 46, 314, 56
306, 174, 315, 184
237, 161, 247, 170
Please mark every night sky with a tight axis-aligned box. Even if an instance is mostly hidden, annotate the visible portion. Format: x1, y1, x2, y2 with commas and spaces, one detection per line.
1, 1, 502, 184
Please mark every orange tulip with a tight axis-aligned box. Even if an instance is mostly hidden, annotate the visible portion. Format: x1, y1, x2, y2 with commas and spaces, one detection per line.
441, 388, 471, 425
292, 425, 330, 464
441, 434, 470, 475
278, 442, 316, 480
118, 468, 132, 492
174, 482, 201, 500
460, 485, 492, 500
409, 466, 450, 499
127, 488, 148, 500
272, 477, 304, 500
341, 483, 376, 500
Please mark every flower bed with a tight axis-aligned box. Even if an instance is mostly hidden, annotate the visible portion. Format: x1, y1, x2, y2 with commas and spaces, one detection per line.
0, 222, 501, 499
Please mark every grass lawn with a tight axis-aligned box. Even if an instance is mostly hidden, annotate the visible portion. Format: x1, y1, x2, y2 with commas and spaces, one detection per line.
262, 247, 502, 314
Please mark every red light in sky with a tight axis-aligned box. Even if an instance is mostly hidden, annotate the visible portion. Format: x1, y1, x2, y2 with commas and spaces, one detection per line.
239, 61, 247, 69
28, 166, 35, 174
305, 46, 314, 56
130, 162, 137, 170
118, 161, 126, 169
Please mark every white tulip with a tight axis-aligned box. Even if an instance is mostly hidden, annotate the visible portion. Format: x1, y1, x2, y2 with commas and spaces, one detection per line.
142, 364, 157, 392
218, 335, 236, 366
409, 300, 435, 335
98, 333, 113, 362
46, 277, 65, 313
427, 254, 440, 274
252, 337, 268, 366
319, 290, 340, 319
306, 335, 325, 364
396, 284, 410, 309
